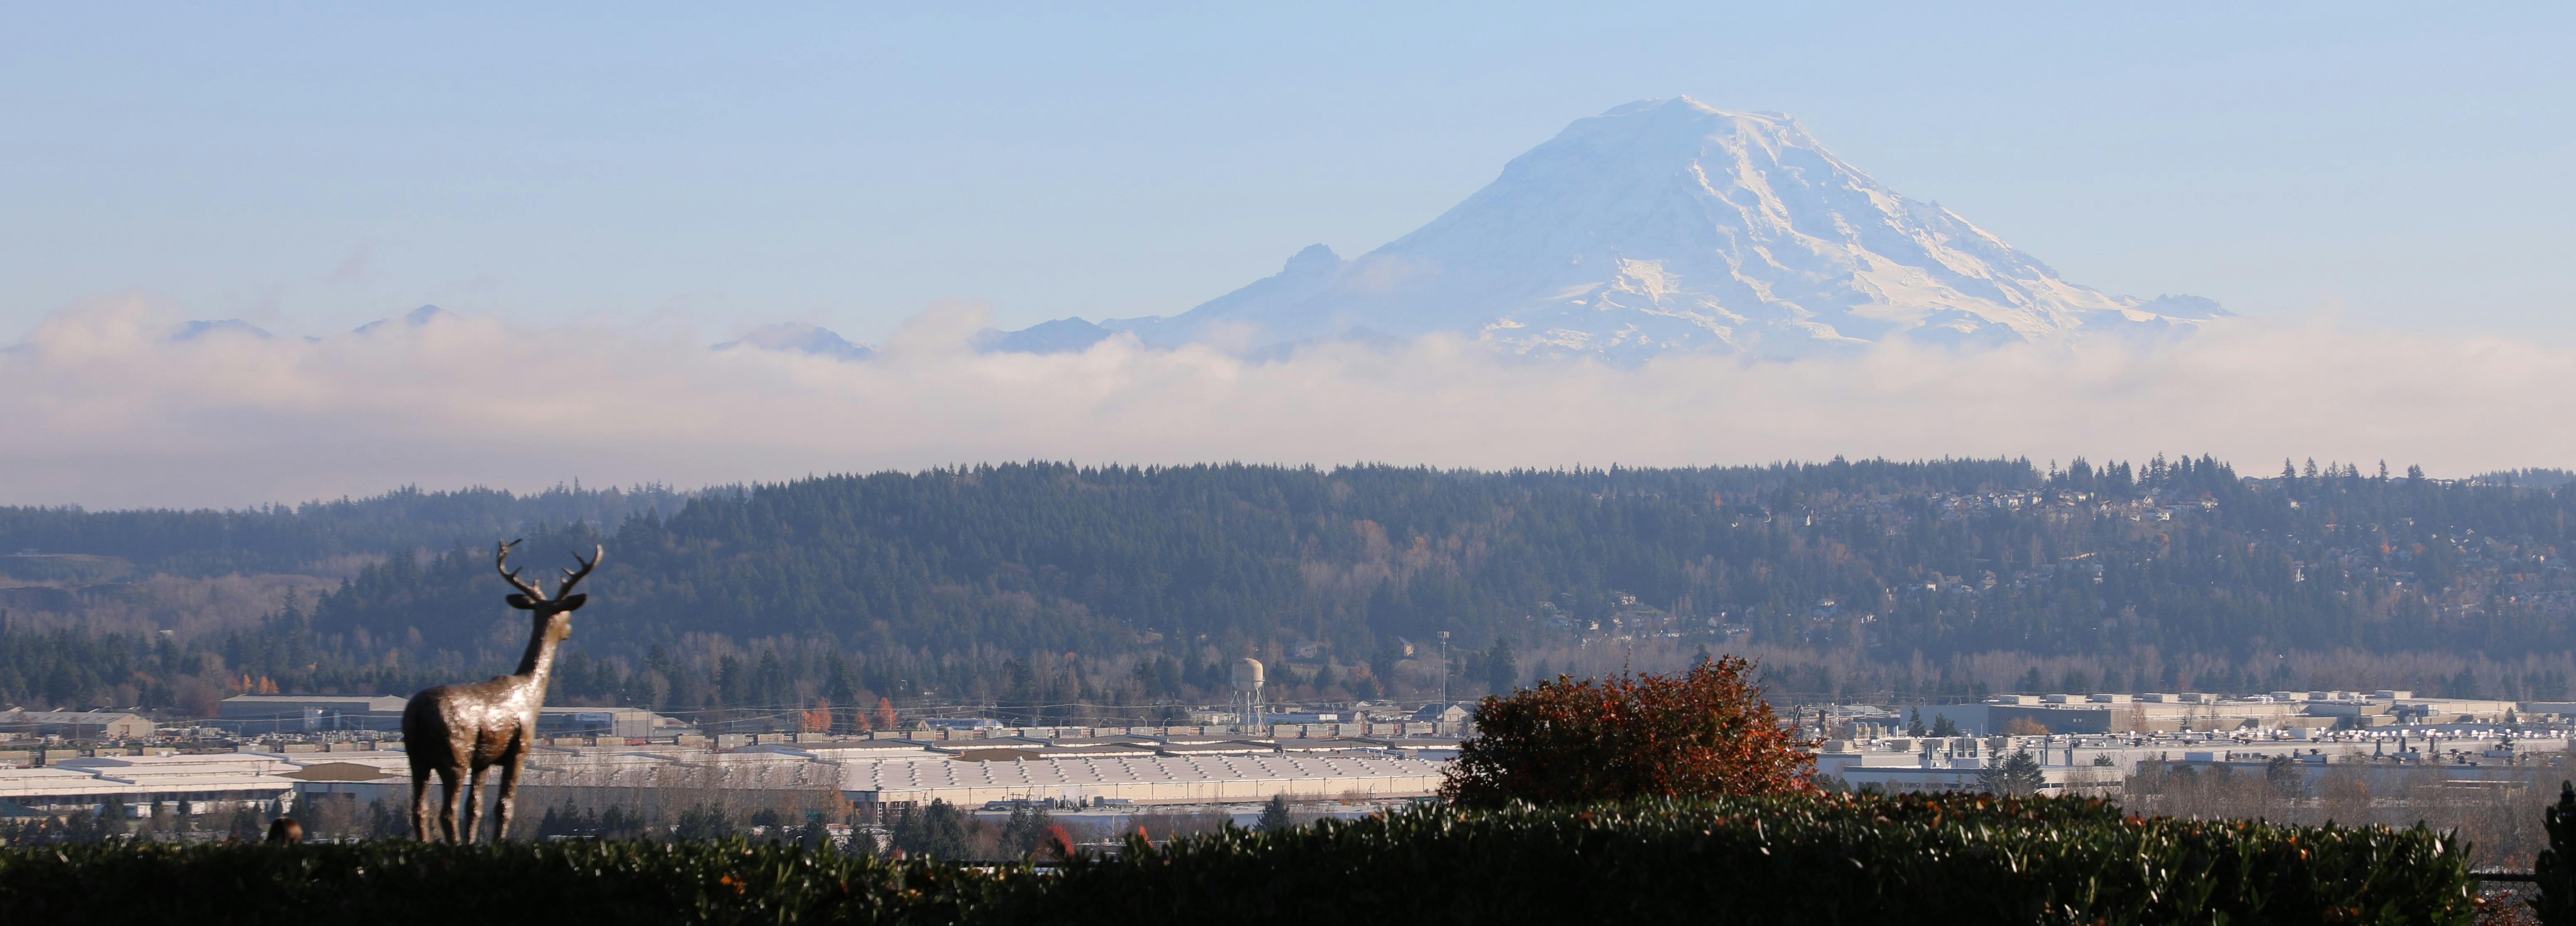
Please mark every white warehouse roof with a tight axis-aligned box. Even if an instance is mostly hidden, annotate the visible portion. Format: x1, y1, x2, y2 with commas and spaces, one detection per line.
0, 753, 302, 808
841, 752, 1449, 806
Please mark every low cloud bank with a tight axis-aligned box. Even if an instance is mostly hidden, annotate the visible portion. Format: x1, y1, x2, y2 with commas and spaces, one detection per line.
4, 299, 2568, 509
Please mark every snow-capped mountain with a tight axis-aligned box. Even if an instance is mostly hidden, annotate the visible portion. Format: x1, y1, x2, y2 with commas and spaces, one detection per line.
997, 97, 2224, 359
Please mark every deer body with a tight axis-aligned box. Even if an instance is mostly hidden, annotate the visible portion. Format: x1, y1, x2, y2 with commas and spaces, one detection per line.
403, 540, 596, 842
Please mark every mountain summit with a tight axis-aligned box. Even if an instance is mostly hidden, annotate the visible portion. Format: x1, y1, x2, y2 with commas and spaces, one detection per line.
1005, 97, 2223, 359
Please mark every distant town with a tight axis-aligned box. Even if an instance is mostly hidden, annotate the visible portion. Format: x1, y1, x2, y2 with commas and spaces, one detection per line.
4, 680, 2563, 865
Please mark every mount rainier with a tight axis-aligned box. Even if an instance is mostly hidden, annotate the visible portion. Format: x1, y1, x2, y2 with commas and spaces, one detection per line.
157, 99, 2224, 362
967, 96, 2225, 361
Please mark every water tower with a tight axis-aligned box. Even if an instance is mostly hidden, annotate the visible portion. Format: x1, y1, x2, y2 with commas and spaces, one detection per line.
1230, 658, 1267, 728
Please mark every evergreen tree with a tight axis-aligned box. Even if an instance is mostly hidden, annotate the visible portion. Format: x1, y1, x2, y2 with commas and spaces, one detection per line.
224, 805, 265, 842
365, 799, 409, 840
675, 803, 734, 841
2264, 754, 2304, 798
1977, 749, 2046, 797
598, 805, 647, 840
892, 801, 971, 860
535, 803, 573, 840
1256, 794, 1294, 833
1482, 637, 1518, 695
999, 803, 1056, 856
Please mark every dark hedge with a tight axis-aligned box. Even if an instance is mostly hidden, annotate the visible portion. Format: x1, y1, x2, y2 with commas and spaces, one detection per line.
0, 838, 1004, 925
0, 793, 2477, 925
1031, 793, 2476, 925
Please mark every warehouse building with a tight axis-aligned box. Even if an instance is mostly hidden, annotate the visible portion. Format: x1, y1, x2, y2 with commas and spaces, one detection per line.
250, 734, 1452, 820
840, 751, 1446, 820
535, 706, 692, 739
0, 752, 299, 817
0, 709, 155, 739
218, 695, 408, 732
1818, 724, 2573, 794
216, 695, 688, 739
1888, 691, 2537, 737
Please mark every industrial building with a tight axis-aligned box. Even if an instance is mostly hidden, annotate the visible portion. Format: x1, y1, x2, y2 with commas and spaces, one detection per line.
534, 706, 690, 739
837, 751, 1445, 817
0, 752, 302, 818
218, 695, 408, 732
1818, 724, 2571, 794
215, 695, 687, 739
221, 731, 1453, 822
0, 709, 155, 740
1883, 691, 2536, 738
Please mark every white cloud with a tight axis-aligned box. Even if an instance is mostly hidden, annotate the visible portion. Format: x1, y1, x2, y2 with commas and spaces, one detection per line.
4, 297, 2569, 509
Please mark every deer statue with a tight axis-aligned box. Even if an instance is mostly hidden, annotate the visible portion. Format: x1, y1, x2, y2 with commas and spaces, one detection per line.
402, 539, 598, 842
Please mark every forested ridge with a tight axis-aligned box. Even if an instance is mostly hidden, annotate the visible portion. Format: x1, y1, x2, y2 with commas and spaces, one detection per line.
3, 458, 2574, 720
0, 482, 692, 577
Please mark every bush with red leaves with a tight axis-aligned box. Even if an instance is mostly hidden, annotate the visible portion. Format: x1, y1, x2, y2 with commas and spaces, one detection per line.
1441, 656, 1817, 807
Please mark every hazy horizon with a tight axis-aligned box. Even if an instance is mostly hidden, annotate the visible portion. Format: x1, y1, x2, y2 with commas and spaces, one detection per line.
7, 5, 2575, 506
6, 297, 2569, 509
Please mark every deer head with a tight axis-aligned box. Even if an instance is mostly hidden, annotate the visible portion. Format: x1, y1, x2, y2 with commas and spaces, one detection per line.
495, 539, 599, 642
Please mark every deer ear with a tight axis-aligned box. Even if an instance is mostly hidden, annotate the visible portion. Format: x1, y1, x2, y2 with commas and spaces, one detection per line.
506, 593, 537, 610
557, 594, 587, 612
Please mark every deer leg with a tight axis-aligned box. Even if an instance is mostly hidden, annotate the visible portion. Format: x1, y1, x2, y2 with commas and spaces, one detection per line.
410, 767, 433, 840
462, 765, 490, 844
493, 757, 523, 841
437, 766, 464, 842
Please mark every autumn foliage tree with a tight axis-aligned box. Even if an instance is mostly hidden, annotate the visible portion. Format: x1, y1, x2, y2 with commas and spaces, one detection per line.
1440, 656, 1817, 807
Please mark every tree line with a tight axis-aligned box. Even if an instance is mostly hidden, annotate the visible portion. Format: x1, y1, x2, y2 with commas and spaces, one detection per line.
2, 458, 2573, 716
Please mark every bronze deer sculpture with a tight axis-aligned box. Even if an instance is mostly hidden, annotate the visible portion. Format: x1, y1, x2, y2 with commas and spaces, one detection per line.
402, 539, 598, 842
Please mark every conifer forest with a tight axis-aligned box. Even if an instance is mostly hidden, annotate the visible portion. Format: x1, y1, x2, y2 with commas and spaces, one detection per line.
3, 458, 2571, 726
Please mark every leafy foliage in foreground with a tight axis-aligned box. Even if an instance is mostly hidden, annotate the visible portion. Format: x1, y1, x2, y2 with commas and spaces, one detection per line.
1039, 794, 2478, 926
0, 794, 2479, 925
2541, 781, 2576, 925
0, 838, 1004, 926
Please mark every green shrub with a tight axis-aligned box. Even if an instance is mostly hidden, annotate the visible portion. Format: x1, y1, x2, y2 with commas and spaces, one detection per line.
0, 794, 2479, 925
1026, 793, 2477, 925
0, 838, 1007, 925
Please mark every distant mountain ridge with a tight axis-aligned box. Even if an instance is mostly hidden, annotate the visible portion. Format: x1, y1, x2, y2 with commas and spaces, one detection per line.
712, 322, 875, 361
162, 304, 452, 343
160, 101, 2224, 363
11, 459, 2570, 717
993, 97, 2226, 361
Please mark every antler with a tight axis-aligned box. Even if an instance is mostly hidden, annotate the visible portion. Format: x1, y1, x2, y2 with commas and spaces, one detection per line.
556, 544, 602, 598
495, 539, 548, 601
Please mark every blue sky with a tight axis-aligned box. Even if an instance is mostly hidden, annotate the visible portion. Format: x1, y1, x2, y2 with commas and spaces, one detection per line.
5, 3, 2571, 343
